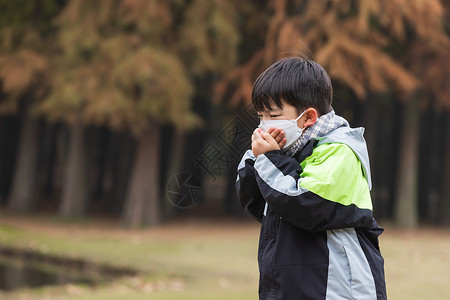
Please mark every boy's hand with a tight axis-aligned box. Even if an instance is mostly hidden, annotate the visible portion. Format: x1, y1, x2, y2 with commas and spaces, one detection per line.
252, 128, 285, 157
266, 127, 286, 149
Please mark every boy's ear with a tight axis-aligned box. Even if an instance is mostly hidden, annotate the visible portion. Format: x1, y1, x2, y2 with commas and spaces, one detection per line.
303, 108, 318, 127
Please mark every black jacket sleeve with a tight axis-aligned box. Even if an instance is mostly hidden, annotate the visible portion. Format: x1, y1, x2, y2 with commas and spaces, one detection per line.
236, 150, 265, 222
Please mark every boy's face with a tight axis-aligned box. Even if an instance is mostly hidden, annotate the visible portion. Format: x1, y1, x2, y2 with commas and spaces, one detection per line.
257, 101, 306, 129
252, 100, 318, 154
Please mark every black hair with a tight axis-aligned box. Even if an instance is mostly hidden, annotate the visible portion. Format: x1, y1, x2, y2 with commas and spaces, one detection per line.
251, 57, 333, 116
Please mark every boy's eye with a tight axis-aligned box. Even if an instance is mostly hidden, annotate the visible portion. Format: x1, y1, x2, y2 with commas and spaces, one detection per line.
256, 114, 281, 118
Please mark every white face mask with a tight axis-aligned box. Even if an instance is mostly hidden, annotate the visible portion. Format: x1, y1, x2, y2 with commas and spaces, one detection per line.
258, 110, 306, 149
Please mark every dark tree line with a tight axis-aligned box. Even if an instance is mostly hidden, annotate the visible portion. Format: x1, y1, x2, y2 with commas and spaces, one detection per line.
0, 0, 449, 227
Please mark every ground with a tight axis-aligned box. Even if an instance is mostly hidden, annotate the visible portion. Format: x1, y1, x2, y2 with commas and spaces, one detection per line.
0, 214, 449, 299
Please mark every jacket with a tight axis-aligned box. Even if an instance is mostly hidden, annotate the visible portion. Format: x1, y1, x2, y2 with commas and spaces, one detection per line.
236, 127, 387, 300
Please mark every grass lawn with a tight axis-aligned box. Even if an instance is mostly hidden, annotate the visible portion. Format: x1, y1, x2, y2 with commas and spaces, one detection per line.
0, 215, 449, 299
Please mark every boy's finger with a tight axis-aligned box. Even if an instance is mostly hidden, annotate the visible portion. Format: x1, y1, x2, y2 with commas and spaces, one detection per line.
262, 131, 281, 150
270, 128, 280, 137
253, 129, 265, 143
265, 127, 273, 134
273, 129, 284, 142
279, 137, 287, 149
261, 130, 277, 145
252, 128, 261, 140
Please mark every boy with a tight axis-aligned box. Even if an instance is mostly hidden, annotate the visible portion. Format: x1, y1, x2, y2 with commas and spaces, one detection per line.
236, 57, 387, 300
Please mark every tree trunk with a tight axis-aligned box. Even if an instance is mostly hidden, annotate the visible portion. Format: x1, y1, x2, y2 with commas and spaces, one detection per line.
42, 123, 58, 200
162, 127, 186, 218
0, 116, 21, 205
421, 106, 442, 223
59, 117, 89, 217
394, 95, 419, 227
111, 133, 135, 215
439, 113, 450, 226
122, 121, 161, 227
362, 95, 382, 212
7, 115, 39, 213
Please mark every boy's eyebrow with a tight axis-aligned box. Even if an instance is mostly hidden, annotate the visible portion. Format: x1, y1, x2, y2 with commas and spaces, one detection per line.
259, 107, 282, 113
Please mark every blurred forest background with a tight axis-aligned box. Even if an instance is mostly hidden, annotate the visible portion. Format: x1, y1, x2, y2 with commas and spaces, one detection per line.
0, 0, 449, 228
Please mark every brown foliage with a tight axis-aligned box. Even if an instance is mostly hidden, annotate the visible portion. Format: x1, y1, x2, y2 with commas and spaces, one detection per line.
37, 0, 240, 134
0, 0, 241, 133
0, 49, 48, 113
38, 0, 194, 134
216, 0, 449, 107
